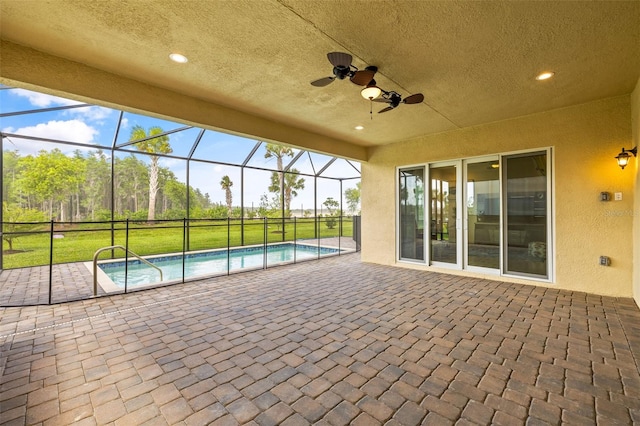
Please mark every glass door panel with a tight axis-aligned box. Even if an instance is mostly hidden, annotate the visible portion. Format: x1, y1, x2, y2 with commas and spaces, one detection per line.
430, 165, 458, 265
504, 152, 548, 278
399, 168, 425, 261
466, 160, 500, 270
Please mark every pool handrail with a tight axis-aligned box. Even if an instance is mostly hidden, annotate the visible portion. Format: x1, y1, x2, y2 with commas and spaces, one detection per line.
93, 245, 163, 296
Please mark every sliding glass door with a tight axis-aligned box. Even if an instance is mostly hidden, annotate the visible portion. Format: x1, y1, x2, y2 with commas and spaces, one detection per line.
399, 168, 425, 261
503, 152, 549, 278
465, 158, 500, 271
430, 163, 460, 266
398, 150, 551, 280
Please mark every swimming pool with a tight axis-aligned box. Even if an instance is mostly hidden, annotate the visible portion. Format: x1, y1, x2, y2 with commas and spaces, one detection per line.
96, 242, 343, 289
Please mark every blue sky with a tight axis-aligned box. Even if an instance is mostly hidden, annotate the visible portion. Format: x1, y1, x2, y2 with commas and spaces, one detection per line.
0, 86, 360, 211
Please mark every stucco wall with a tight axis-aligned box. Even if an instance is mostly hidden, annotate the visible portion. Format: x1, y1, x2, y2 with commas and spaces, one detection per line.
362, 96, 634, 297
632, 77, 640, 306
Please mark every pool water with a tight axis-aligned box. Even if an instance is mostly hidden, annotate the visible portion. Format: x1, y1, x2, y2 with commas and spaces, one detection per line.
98, 243, 340, 288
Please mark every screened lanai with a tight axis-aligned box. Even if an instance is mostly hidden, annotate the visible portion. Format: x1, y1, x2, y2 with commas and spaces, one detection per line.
0, 86, 361, 306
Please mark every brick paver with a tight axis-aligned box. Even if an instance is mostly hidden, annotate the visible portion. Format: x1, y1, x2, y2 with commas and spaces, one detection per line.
1, 253, 640, 424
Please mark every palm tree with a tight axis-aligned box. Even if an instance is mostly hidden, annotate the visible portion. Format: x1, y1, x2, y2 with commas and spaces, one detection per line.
220, 175, 233, 216
269, 168, 305, 214
129, 125, 172, 221
264, 143, 293, 210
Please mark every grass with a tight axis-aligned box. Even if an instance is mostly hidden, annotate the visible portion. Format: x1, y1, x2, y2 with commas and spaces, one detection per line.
2, 217, 355, 269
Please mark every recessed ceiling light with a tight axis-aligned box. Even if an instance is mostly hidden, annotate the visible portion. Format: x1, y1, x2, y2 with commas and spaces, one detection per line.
169, 53, 188, 64
355, 125, 364, 130
535, 71, 554, 81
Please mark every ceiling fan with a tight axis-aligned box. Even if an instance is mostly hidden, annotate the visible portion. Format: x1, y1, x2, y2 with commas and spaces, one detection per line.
310, 52, 378, 87
374, 91, 424, 113
311, 51, 424, 117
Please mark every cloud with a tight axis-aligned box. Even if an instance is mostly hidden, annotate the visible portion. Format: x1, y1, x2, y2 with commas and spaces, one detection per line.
10, 89, 113, 122
11, 89, 82, 108
68, 106, 113, 122
10, 119, 98, 142
158, 157, 182, 168
2, 120, 99, 155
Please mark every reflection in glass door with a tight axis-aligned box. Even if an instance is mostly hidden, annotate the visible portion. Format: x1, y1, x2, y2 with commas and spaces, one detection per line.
504, 152, 548, 278
430, 165, 458, 265
466, 160, 500, 270
399, 168, 424, 261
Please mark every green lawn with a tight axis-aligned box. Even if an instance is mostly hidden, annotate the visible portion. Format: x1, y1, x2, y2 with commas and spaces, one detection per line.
2, 217, 354, 269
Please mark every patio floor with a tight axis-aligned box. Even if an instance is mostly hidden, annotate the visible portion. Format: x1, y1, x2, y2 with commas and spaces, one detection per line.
1, 254, 640, 425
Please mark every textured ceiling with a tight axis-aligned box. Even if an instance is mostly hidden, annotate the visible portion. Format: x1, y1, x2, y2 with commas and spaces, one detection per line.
1, 0, 639, 152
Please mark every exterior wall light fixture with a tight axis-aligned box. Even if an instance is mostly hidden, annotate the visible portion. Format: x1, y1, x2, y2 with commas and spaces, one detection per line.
615, 147, 637, 169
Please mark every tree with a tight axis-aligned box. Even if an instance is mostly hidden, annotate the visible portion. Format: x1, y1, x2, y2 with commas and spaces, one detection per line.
82, 150, 110, 220
114, 155, 148, 216
323, 197, 340, 229
2, 202, 47, 253
264, 143, 294, 211
256, 193, 287, 233
70, 150, 88, 221
2, 150, 22, 206
268, 168, 305, 215
344, 182, 361, 215
188, 187, 213, 218
257, 193, 279, 218
162, 179, 188, 218
220, 175, 233, 217
129, 125, 172, 221
17, 149, 84, 220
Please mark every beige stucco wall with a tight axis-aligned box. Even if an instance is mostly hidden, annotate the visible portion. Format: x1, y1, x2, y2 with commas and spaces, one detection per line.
362, 96, 635, 297
632, 77, 640, 306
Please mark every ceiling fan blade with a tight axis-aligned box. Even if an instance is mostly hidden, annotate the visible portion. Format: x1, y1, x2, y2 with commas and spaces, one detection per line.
311, 76, 335, 87
350, 70, 375, 86
378, 106, 394, 113
327, 52, 352, 68
403, 93, 424, 104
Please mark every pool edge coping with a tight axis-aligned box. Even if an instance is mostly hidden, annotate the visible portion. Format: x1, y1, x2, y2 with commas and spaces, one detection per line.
85, 241, 355, 293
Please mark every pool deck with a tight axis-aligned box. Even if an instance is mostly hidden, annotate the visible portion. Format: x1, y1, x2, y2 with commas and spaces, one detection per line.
0, 237, 357, 306
1, 253, 640, 424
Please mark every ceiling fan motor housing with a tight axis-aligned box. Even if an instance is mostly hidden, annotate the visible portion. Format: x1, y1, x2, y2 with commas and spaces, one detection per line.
333, 65, 350, 79
389, 93, 402, 107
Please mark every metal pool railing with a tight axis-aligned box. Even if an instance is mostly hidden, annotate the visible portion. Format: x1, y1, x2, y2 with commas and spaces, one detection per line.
92, 245, 163, 296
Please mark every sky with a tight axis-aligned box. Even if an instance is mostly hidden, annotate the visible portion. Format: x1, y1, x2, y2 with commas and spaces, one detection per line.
0, 86, 360, 212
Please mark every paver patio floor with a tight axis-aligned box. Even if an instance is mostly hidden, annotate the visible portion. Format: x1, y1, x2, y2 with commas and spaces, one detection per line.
1, 254, 640, 425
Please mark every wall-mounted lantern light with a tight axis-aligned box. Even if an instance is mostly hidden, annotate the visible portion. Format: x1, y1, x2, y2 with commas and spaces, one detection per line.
615, 147, 637, 169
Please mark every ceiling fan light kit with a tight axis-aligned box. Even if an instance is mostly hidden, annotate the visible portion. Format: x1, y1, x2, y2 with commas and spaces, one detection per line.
311, 52, 423, 114
361, 80, 382, 100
